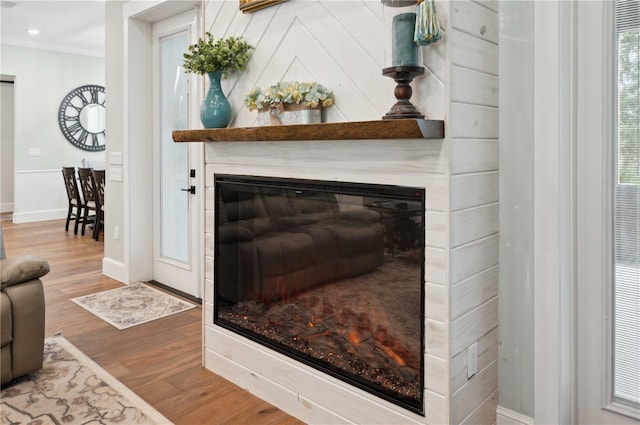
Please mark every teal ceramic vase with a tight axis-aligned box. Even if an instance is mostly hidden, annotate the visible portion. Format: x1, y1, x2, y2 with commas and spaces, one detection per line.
200, 70, 232, 128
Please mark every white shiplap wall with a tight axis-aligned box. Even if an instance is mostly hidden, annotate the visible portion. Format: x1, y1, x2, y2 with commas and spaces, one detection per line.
448, 1, 499, 424
201, 1, 498, 424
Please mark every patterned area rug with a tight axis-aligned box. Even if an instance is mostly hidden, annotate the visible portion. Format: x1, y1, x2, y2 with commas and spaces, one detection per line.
71, 282, 196, 330
0, 335, 171, 424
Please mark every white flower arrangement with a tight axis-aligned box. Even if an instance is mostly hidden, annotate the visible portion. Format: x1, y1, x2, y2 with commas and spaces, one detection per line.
244, 81, 335, 111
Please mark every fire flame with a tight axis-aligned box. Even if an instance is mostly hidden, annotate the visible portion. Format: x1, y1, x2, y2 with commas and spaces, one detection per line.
380, 345, 406, 366
349, 330, 361, 345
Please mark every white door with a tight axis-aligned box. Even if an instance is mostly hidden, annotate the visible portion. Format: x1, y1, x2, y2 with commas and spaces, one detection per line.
151, 10, 202, 299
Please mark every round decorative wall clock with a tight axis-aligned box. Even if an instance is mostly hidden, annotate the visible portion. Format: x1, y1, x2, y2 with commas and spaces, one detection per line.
58, 85, 106, 152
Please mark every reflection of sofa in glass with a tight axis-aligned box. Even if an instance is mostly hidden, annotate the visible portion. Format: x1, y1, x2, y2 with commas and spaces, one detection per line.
217, 186, 384, 303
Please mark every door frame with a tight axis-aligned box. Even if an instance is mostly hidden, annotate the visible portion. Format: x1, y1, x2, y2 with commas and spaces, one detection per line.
532, 1, 576, 421
123, 0, 203, 288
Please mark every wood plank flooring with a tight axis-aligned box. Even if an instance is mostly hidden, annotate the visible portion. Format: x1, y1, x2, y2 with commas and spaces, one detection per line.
1, 218, 304, 425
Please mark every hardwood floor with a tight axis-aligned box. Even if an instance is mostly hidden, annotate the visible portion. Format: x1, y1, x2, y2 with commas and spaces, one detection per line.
1, 218, 304, 425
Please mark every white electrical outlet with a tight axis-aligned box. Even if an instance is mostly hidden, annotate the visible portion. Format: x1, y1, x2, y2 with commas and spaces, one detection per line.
114, 226, 120, 240
467, 342, 478, 378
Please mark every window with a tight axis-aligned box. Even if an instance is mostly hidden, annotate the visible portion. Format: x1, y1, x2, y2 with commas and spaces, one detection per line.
613, 0, 640, 409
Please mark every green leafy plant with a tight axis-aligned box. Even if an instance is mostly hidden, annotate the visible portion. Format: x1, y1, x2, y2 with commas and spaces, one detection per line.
244, 81, 335, 111
183, 32, 254, 78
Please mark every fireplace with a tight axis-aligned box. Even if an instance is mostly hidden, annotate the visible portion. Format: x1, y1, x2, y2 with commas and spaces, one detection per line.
214, 174, 425, 415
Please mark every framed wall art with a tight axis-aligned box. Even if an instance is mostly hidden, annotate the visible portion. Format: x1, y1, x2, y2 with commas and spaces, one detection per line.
239, 0, 287, 13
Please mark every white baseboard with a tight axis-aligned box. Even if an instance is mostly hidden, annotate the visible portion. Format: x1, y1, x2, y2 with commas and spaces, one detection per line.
497, 406, 534, 425
102, 257, 127, 283
12, 209, 67, 224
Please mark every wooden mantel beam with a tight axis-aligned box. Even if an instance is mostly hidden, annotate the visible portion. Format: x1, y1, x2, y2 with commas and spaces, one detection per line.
172, 119, 444, 143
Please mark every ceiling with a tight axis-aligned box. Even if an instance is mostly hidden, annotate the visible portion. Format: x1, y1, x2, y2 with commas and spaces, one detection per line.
0, 0, 105, 57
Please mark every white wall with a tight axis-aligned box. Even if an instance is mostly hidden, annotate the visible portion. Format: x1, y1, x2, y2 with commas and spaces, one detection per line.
0, 45, 105, 222
1, 80, 15, 213
498, 1, 595, 423
204, 0, 445, 125
103, 1, 126, 278
497, 0, 534, 420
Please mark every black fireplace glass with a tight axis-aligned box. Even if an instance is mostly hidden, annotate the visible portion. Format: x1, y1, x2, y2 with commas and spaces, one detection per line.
214, 175, 425, 415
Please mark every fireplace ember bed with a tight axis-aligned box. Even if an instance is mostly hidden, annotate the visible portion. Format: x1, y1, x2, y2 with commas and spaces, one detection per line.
214, 175, 426, 414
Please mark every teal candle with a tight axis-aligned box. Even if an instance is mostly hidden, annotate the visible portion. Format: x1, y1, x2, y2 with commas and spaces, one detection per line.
392, 12, 418, 66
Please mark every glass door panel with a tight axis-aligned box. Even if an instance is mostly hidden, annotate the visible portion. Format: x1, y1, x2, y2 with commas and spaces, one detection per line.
159, 31, 189, 264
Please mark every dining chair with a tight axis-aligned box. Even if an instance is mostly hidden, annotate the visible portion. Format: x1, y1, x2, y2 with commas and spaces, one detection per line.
61, 167, 83, 235
91, 169, 105, 241
77, 168, 98, 237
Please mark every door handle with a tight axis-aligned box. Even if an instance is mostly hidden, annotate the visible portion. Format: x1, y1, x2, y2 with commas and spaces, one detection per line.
181, 185, 196, 195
